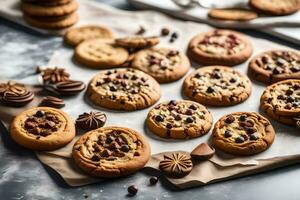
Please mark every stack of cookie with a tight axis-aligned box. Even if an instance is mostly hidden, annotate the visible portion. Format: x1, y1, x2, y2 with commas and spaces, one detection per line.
21, 0, 79, 30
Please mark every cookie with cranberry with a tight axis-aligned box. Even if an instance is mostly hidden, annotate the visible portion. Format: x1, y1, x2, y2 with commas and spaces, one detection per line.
212, 112, 275, 155
64, 25, 113, 46
74, 39, 129, 69
182, 66, 252, 106
248, 50, 300, 84
261, 79, 300, 119
87, 68, 161, 111
131, 48, 190, 83
187, 29, 253, 66
249, 0, 300, 16
72, 126, 151, 178
115, 36, 159, 49
10, 107, 75, 150
208, 9, 258, 21
147, 100, 213, 139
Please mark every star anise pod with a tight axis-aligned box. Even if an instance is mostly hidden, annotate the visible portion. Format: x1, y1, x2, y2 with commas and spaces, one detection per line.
40, 67, 70, 84
76, 111, 107, 131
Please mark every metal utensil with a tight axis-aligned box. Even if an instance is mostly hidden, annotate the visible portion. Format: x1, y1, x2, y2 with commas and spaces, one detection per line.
171, 0, 248, 9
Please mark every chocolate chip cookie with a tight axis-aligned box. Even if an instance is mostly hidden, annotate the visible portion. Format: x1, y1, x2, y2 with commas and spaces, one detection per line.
188, 29, 253, 66
64, 25, 114, 46
147, 100, 213, 139
115, 36, 159, 49
260, 79, 300, 126
87, 68, 161, 111
74, 39, 129, 68
250, 0, 300, 16
72, 126, 151, 178
10, 107, 75, 150
248, 50, 300, 84
208, 9, 258, 21
182, 66, 252, 106
131, 48, 190, 83
212, 112, 275, 155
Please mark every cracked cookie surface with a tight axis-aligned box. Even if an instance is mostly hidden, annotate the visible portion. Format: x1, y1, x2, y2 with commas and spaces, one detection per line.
87, 68, 161, 111
212, 112, 275, 155
183, 66, 252, 106
147, 100, 213, 139
250, 0, 300, 16
72, 126, 150, 178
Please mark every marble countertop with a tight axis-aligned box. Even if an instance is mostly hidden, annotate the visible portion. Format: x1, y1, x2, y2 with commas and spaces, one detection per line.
0, 1, 300, 200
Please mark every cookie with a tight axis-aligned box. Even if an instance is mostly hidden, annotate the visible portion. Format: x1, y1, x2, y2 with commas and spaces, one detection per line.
115, 36, 159, 49
182, 66, 252, 106
147, 100, 213, 139
131, 48, 190, 83
21, 0, 78, 17
159, 153, 193, 178
187, 29, 253, 66
248, 50, 300, 84
212, 112, 275, 155
260, 79, 300, 117
64, 25, 113, 46
250, 0, 300, 16
10, 107, 75, 151
22, 0, 72, 6
87, 68, 161, 111
208, 9, 258, 21
74, 39, 129, 68
72, 126, 151, 178
23, 12, 79, 29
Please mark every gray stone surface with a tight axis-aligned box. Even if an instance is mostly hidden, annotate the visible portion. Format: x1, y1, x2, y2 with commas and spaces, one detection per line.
0, 1, 300, 200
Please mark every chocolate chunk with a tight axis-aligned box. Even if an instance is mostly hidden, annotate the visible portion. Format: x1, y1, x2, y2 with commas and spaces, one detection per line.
35, 110, 45, 117
224, 130, 232, 138
100, 149, 111, 157
225, 115, 235, 124
194, 73, 202, 78
131, 75, 138, 80
189, 104, 197, 110
229, 78, 236, 83
245, 127, 257, 134
168, 100, 177, 106
291, 65, 300, 72
25, 121, 36, 129
91, 155, 100, 161
293, 102, 299, 107
174, 115, 182, 121
127, 185, 138, 196
109, 141, 120, 149
136, 26, 145, 35
276, 58, 286, 66
161, 28, 170, 36
171, 32, 178, 39
287, 96, 295, 103
45, 121, 56, 129
185, 117, 193, 123
155, 115, 164, 122
212, 72, 221, 79
185, 109, 193, 115
239, 115, 247, 121
249, 134, 259, 140
167, 50, 179, 57
272, 67, 282, 74
169, 38, 175, 43
285, 103, 292, 109
206, 86, 214, 93
235, 136, 245, 143
109, 85, 117, 92
190, 143, 215, 160
286, 89, 294, 95
168, 105, 175, 111
120, 145, 130, 152
277, 94, 285, 100
106, 135, 115, 143
149, 176, 158, 185
166, 123, 173, 129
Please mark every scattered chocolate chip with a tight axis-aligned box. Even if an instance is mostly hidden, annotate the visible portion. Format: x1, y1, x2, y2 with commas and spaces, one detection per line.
235, 136, 245, 143
91, 155, 100, 161
225, 115, 235, 124
35, 110, 45, 117
136, 26, 146, 35
171, 32, 178, 39
239, 115, 247, 121
185, 117, 193, 123
224, 130, 232, 138
206, 86, 214, 93
169, 38, 175, 43
161, 28, 170, 36
155, 115, 164, 122
149, 176, 159, 185
128, 185, 138, 196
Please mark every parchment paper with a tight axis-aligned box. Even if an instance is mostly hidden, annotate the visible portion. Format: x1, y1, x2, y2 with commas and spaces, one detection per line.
1, 0, 300, 188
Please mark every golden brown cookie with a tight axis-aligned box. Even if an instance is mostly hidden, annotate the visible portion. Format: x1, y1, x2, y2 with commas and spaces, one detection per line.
182, 66, 252, 106
87, 68, 161, 111
74, 39, 129, 68
72, 126, 151, 178
208, 9, 258, 21
131, 48, 190, 83
22, 0, 72, 6
115, 36, 159, 49
147, 100, 213, 139
21, 0, 78, 17
23, 12, 79, 29
248, 50, 300, 84
260, 79, 300, 118
10, 107, 75, 151
250, 0, 300, 16
187, 29, 253, 66
212, 112, 275, 155
64, 25, 114, 46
